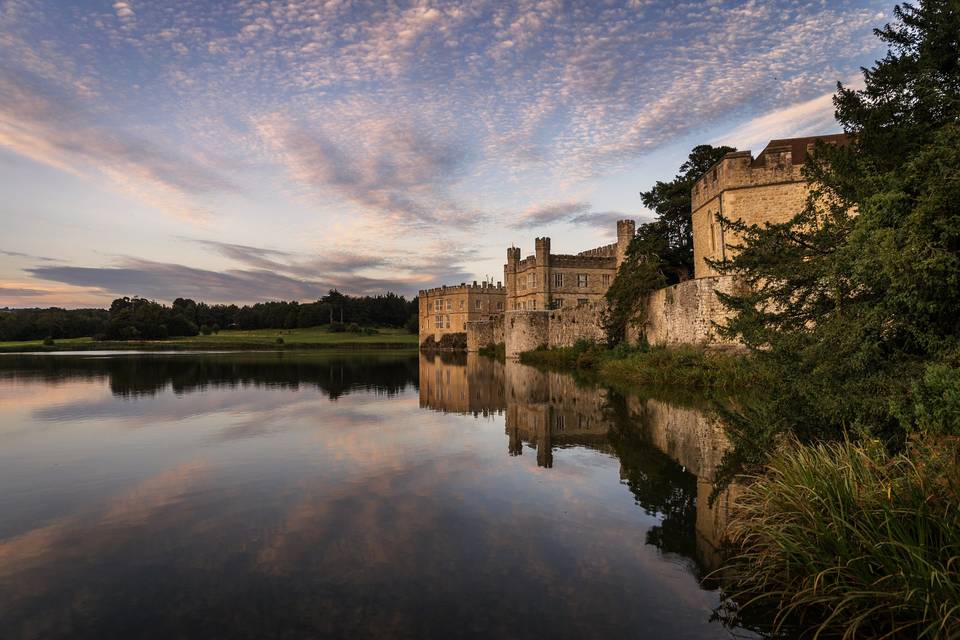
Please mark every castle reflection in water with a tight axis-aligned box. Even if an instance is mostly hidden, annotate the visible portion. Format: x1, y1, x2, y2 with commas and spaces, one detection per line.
418, 352, 739, 573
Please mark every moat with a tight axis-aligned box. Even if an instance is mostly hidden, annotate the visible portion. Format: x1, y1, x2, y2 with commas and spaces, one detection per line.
0, 352, 752, 640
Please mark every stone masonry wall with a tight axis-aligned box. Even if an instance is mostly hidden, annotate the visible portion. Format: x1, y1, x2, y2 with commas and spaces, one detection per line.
503, 304, 607, 358
465, 315, 504, 352
504, 311, 551, 358
628, 275, 742, 348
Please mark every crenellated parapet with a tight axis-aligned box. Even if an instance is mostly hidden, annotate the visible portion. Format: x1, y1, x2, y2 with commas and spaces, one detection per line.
691, 134, 848, 278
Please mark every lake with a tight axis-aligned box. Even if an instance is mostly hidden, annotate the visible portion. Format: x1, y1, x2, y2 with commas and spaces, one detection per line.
0, 351, 749, 639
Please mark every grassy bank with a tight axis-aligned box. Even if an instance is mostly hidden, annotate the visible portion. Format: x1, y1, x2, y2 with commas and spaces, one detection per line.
519, 341, 760, 395
0, 327, 418, 352
722, 437, 960, 638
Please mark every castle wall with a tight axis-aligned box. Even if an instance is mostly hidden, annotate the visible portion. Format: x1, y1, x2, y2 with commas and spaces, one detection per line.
504, 311, 551, 358
499, 277, 742, 357
629, 275, 742, 348
465, 314, 504, 352
503, 304, 607, 358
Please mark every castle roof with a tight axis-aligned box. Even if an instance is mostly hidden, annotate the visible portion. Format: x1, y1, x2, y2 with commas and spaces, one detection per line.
750, 133, 849, 167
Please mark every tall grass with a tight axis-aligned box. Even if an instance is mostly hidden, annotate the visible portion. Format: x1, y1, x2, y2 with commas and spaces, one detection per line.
722, 437, 960, 639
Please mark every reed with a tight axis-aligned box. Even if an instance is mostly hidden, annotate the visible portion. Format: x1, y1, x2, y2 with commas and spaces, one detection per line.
722, 437, 960, 639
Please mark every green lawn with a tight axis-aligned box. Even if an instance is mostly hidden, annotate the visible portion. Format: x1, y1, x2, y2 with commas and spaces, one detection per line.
0, 336, 95, 349
0, 327, 418, 352
180, 327, 418, 345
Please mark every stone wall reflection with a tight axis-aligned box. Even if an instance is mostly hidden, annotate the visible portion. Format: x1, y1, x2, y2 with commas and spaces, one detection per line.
420, 354, 739, 574
418, 353, 506, 416
503, 360, 613, 467
619, 397, 740, 573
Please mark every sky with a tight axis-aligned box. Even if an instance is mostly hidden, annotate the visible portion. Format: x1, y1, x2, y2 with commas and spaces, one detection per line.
0, 0, 889, 308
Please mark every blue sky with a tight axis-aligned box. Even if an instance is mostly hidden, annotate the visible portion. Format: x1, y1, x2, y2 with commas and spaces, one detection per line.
0, 0, 888, 307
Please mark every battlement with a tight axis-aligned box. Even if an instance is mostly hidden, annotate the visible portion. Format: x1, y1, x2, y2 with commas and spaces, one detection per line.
578, 243, 617, 258
419, 281, 506, 297
692, 134, 847, 210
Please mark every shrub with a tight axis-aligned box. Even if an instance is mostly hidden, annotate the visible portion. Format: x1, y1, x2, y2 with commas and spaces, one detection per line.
211, 323, 221, 334
347, 323, 361, 333
42, 337, 55, 346
200, 324, 213, 336
363, 327, 379, 335
275, 337, 284, 345
328, 322, 346, 333
721, 437, 960, 639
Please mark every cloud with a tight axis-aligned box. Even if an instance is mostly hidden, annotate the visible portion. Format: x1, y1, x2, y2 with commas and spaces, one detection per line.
711, 89, 843, 153
569, 210, 642, 229
511, 202, 638, 230
255, 114, 475, 228
512, 202, 592, 228
0, 249, 57, 262
0, 285, 47, 296
25, 243, 483, 302
0, 68, 237, 222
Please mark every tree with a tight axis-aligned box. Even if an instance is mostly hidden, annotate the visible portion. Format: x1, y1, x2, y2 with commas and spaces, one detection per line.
716, 0, 960, 441
604, 144, 735, 344
639, 144, 736, 280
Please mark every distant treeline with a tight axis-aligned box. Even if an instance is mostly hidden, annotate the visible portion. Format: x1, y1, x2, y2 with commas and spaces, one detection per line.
0, 291, 418, 341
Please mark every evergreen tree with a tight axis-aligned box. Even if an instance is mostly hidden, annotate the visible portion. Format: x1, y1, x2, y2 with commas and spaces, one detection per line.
716, 0, 960, 441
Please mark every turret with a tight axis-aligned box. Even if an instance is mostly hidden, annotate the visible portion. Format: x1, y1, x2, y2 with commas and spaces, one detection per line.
505, 246, 521, 272
616, 219, 635, 268
534, 237, 551, 266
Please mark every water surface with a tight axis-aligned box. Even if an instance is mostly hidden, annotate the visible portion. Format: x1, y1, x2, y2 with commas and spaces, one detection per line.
0, 351, 744, 639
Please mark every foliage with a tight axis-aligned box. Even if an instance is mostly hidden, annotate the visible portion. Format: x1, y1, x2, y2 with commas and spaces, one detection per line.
1, 290, 418, 343
520, 343, 760, 393
714, 0, 960, 441
604, 145, 734, 344
0, 307, 108, 342
639, 144, 737, 280
722, 436, 960, 639
477, 342, 505, 359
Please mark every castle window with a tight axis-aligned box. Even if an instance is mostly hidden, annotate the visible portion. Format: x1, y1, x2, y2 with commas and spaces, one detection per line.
554, 273, 564, 287
434, 300, 441, 312
577, 273, 588, 287
459, 300, 464, 310
475, 299, 482, 310
446, 300, 452, 311
602, 274, 611, 286
497, 302, 503, 310
578, 298, 588, 306
435, 314, 443, 327
555, 298, 564, 308
556, 414, 565, 431
445, 315, 450, 328
528, 273, 535, 288
531, 300, 537, 310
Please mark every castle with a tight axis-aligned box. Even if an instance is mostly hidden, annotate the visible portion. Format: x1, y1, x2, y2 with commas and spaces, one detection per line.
504, 220, 635, 311
419, 134, 846, 356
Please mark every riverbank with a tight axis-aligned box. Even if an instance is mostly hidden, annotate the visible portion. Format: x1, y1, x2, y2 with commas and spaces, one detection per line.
0, 327, 419, 352
518, 342, 760, 396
